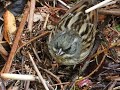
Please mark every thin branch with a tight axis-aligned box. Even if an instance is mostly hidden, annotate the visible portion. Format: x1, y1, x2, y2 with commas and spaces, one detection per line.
1, 73, 37, 81
85, 55, 106, 78
28, 0, 36, 32
27, 51, 49, 90
43, 14, 49, 29
39, 67, 64, 90
85, 0, 114, 13
98, 9, 120, 16
17, 31, 50, 53
57, 0, 71, 9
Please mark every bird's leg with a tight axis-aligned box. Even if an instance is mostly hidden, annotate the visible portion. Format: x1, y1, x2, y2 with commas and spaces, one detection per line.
79, 60, 90, 75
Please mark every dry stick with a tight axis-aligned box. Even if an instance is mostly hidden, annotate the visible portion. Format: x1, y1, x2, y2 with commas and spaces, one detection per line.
98, 9, 120, 16
0, 45, 8, 57
0, 36, 8, 60
108, 26, 120, 35
17, 31, 50, 53
27, 51, 49, 90
108, 81, 117, 90
0, 44, 8, 60
0, 36, 8, 57
43, 14, 49, 29
28, 0, 36, 32
0, 26, 8, 60
84, 42, 120, 78
57, 0, 71, 9
51, 82, 70, 87
90, 42, 120, 59
85, 54, 106, 79
113, 86, 120, 90
85, 0, 113, 13
106, 76, 120, 81
39, 67, 64, 90
101, 0, 117, 7
0, 78, 6, 90
0, 41, 7, 44
1, 73, 37, 81
1, 7, 30, 73
113, 77, 120, 81
25, 69, 32, 90
32, 47, 42, 63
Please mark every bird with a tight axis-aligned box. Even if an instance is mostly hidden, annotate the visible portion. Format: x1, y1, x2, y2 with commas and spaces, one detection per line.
47, 0, 97, 65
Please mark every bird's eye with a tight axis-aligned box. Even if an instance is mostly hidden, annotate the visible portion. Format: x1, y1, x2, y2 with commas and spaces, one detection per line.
64, 46, 71, 53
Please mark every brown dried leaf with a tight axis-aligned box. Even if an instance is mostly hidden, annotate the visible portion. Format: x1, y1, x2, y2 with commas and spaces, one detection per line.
3, 10, 17, 44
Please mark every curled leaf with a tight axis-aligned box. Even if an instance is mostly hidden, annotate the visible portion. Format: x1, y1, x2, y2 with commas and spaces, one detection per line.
3, 10, 17, 44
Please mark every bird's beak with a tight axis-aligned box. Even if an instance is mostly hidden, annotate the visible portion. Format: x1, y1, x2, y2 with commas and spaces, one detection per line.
56, 48, 64, 56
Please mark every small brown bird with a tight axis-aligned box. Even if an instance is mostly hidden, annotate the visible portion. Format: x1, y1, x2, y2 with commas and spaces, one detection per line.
48, 0, 97, 65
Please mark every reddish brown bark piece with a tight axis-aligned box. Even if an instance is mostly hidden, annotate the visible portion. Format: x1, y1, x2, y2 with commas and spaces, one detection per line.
1, 6, 30, 73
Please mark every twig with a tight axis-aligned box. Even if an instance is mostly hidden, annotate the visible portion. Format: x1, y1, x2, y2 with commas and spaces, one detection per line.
51, 82, 70, 86
0, 33, 8, 60
17, 31, 50, 53
101, 0, 117, 7
0, 38, 8, 57
90, 42, 120, 59
27, 51, 49, 90
28, 0, 36, 32
25, 69, 32, 90
98, 9, 120, 16
108, 81, 117, 90
1, 73, 37, 81
1, 5, 30, 73
39, 67, 64, 90
0, 78, 6, 90
106, 76, 120, 81
85, 0, 114, 13
0, 44, 8, 60
85, 54, 106, 78
32, 47, 42, 63
113, 86, 120, 90
108, 26, 120, 35
0, 41, 7, 44
43, 14, 49, 29
57, 0, 71, 9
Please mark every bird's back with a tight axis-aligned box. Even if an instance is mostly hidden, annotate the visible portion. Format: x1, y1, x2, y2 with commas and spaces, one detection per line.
57, 0, 97, 61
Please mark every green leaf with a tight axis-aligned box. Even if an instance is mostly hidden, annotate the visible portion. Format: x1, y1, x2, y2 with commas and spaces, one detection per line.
116, 25, 120, 32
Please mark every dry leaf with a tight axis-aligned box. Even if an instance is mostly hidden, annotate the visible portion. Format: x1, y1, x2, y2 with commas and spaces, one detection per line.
3, 10, 17, 44
33, 13, 44, 22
